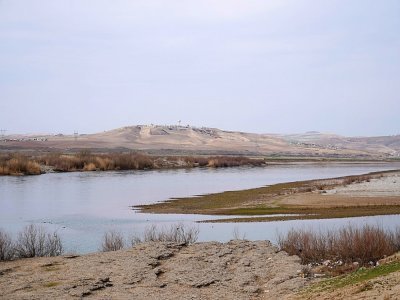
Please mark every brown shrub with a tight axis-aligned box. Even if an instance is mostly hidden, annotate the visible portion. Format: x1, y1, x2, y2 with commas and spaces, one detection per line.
0, 154, 41, 175
95, 157, 114, 171
183, 156, 209, 167
0, 165, 9, 175
106, 153, 154, 170
45, 155, 84, 171
278, 225, 398, 265
0, 229, 14, 261
83, 162, 97, 171
16, 152, 265, 174
101, 230, 124, 252
26, 161, 41, 174
131, 223, 199, 246
207, 156, 265, 168
15, 224, 63, 258
342, 175, 372, 186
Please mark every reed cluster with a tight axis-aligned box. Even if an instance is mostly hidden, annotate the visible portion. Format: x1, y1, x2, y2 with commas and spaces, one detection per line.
0, 154, 41, 175
0, 151, 266, 175
39, 152, 155, 172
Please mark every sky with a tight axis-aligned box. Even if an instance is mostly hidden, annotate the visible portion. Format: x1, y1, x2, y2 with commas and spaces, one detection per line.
0, 0, 399, 136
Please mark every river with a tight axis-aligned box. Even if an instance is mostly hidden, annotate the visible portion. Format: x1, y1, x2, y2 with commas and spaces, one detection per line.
1, 162, 399, 253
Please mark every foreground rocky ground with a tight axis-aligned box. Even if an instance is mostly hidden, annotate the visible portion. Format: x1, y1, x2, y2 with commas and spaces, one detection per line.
0, 240, 307, 299
2, 240, 400, 299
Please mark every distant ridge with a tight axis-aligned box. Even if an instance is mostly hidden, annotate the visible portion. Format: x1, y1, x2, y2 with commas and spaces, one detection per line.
1, 125, 400, 159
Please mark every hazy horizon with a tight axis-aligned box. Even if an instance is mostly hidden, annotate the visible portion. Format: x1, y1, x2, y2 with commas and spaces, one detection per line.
1, 1, 399, 136
3, 123, 400, 138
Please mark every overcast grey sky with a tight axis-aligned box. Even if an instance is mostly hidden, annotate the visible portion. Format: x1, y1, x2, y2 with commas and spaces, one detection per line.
0, 0, 399, 136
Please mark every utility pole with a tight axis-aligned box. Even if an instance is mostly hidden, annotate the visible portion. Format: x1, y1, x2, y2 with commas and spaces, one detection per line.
0, 129, 6, 140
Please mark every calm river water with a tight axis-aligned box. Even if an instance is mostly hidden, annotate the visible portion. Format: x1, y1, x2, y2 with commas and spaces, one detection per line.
1, 162, 400, 253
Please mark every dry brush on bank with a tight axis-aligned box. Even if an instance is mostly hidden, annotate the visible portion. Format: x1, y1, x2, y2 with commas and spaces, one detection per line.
39, 152, 265, 171
101, 224, 200, 252
0, 153, 41, 175
132, 223, 200, 246
0, 225, 63, 261
278, 224, 400, 266
0, 230, 14, 261
101, 230, 125, 252
1, 152, 265, 175
38, 151, 155, 172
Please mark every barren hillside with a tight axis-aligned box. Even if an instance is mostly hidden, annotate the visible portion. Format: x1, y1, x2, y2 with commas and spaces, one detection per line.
1, 125, 400, 159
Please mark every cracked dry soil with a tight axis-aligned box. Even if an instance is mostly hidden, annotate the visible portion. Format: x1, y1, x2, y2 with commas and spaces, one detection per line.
0, 240, 307, 299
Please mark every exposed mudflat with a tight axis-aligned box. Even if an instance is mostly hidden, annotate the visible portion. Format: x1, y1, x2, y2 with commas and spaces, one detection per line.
0, 240, 308, 300
139, 171, 400, 222
282, 172, 400, 208
326, 172, 400, 197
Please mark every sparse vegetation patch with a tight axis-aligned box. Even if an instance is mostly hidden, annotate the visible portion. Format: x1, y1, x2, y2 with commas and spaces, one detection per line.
278, 224, 400, 265
101, 230, 125, 252
0, 225, 63, 260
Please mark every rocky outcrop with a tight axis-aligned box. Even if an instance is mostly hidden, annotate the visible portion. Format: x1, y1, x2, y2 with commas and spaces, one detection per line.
0, 240, 308, 299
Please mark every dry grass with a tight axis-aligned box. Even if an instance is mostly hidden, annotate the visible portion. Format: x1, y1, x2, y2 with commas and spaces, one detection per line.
278, 224, 399, 265
37, 152, 265, 172
342, 174, 373, 185
38, 152, 156, 172
1, 151, 266, 175
0, 154, 41, 175
181, 156, 209, 167
207, 156, 265, 168
83, 162, 96, 171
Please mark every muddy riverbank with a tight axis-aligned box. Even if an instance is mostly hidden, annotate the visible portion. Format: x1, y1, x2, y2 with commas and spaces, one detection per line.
137, 170, 400, 222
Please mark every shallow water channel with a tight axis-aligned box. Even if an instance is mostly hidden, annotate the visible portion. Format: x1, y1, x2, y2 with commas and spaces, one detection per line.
1, 162, 400, 253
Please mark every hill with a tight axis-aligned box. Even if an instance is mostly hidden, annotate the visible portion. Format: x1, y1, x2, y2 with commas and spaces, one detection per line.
1, 125, 400, 159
